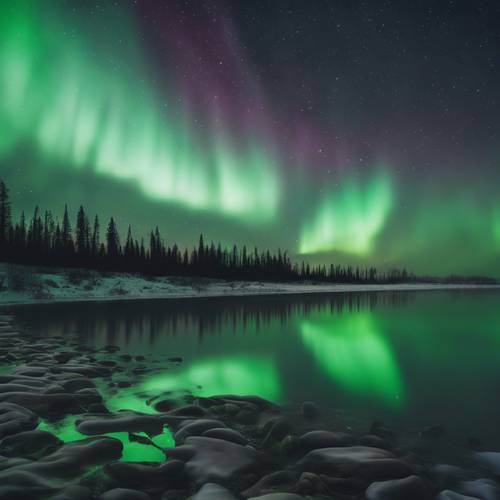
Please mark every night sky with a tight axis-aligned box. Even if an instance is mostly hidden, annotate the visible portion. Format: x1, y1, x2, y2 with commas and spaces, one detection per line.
1, 0, 499, 275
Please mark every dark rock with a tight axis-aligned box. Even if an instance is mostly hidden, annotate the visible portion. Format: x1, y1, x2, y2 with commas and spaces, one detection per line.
0, 391, 101, 417
160, 490, 189, 500
359, 434, 391, 450
263, 418, 292, 446
474, 451, 500, 475
210, 394, 277, 411
354, 458, 414, 482
164, 404, 206, 418
294, 472, 329, 496
202, 427, 247, 445
0, 437, 123, 497
99, 488, 151, 500
0, 429, 62, 459
76, 412, 163, 437
460, 478, 500, 499
247, 494, 305, 499
170, 436, 258, 485
300, 401, 319, 419
104, 460, 185, 488
298, 446, 412, 481
235, 407, 258, 424
299, 430, 354, 451
174, 419, 225, 444
0, 469, 59, 499
0, 402, 39, 439
365, 475, 431, 500
279, 435, 300, 457
52, 485, 94, 500
192, 483, 237, 499
431, 464, 472, 488
319, 475, 364, 496
87, 403, 110, 414
242, 470, 297, 497
436, 491, 478, 500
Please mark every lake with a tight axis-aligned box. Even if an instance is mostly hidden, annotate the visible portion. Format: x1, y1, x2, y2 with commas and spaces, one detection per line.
10, 289, 500, 451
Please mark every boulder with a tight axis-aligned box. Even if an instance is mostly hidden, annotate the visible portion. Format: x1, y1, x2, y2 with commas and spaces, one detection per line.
192, 483, 237, 499
76, 413, 163, 437
202, 427, 247, 445
169, 436, 258, 485
174, 419, 226, 444
0, 402, 38, 439
460, 478, 500, 500
99, 488, 151, 500
104, 460, 185, 488
298, 446, 412, 481
299, 430, 354, 451
0, 429, 62, 459
365, 475, 431, 500
242, 471, 297, 498
436, 491, 479, 500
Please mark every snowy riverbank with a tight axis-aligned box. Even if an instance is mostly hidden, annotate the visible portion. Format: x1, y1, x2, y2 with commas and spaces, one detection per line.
0, 264, 497, 306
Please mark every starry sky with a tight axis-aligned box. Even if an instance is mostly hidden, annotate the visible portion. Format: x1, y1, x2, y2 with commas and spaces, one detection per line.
1, 0, 499, 276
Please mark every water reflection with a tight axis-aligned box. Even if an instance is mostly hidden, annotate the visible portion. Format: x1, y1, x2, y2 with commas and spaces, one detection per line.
140, 356, 281, 402
300, 313, 403, 405
11, 290, 500, 452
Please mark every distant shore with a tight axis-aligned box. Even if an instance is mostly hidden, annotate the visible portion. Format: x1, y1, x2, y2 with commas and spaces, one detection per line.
0, 264, 498, 307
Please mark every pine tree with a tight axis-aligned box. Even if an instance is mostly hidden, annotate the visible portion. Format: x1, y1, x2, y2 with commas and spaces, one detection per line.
61, 205, 74, 255
91, 215, 100, 256
0, 181, 11, 248
106, 217, 120, 259
75, 206, 90, 256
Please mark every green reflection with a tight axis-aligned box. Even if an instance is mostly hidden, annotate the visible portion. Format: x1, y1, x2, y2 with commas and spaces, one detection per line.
140, 356, 281, 403
299, 312, 403, 405
39, 416, 174, 462
299, 170, 393, 255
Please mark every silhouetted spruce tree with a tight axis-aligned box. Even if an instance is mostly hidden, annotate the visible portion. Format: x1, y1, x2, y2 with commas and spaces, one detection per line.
61, 205, 74, 258
0, 181, 11, 251
91, 215, 100, 256
75, 206, 90, 257
106, 217, 120, 260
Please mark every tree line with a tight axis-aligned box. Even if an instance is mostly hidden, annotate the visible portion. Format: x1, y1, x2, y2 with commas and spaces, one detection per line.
0, 180, 413, 283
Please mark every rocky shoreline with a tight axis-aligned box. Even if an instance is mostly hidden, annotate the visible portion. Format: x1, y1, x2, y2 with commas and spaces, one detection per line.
0, 314, 499, 500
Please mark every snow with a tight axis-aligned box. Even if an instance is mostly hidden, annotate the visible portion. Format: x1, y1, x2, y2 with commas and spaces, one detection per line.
0, 264, 497, 306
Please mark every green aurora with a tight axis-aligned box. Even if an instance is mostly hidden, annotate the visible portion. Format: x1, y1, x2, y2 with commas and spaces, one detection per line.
1, 0, 499, 275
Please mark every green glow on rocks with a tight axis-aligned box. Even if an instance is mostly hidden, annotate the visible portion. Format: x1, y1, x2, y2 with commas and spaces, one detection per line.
299, 170, 393, 255
140, 356, 282, 403
0, 0, 280, 222
299, 312, 403, 405
39, 417, 174, 462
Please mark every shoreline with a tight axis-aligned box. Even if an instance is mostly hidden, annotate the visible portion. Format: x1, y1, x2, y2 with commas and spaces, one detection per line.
0, 281, 499, 308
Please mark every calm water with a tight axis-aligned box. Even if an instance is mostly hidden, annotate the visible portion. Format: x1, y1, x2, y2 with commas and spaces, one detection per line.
10, 289, 500, 447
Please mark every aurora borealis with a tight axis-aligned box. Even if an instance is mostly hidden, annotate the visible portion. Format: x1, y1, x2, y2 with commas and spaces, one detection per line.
1, 0, 500, 275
